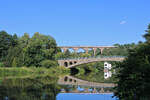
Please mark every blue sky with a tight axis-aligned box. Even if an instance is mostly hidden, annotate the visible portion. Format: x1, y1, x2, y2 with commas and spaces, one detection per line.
0, 0, 150, 46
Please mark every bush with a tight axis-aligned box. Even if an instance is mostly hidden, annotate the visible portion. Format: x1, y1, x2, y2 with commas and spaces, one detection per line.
41, 60, 58, 68
0, 62, 4, 67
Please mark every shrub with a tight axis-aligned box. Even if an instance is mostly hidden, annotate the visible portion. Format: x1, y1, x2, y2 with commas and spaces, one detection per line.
41, 60, 58, 68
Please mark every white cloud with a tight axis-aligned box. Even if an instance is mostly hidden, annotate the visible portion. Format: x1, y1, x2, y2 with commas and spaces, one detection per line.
120, 20, 127, 25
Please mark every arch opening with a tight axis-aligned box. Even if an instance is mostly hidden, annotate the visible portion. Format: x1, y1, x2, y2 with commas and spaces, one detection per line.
64, 76, 68, 82
88, 48, 94, 56
68, 48, 75, 53
74, 61, 77, 64
64, 62, 68, 67
74, 80, 77, 83
77, 48, 85, 54
69, 79, 72, 82
96, 48, 101, 56
69, 62, 73, 65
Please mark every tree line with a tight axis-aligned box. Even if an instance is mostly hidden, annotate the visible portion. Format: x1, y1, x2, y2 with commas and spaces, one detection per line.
0, 30, 138, 68
0, 31, 59, 68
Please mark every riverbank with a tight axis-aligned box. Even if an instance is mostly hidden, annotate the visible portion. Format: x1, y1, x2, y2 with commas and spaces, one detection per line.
0, 66, 70, 78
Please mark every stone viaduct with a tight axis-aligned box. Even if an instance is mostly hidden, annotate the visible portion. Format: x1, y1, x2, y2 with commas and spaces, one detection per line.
58, 46, 116, 56
58, 56, 125, 68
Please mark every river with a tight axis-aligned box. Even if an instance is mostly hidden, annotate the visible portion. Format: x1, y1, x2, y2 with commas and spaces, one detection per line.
0, 74, 117, 100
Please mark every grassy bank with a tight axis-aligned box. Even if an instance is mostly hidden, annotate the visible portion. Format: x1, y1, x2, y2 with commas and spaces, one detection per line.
0, 66, 70, 78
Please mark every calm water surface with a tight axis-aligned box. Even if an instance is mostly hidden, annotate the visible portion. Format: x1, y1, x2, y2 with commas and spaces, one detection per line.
0, 75, 116, 100
57, 93, 117, 100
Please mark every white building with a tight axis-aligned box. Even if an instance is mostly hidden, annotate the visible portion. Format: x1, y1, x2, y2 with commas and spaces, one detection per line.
104, 62, 112, 70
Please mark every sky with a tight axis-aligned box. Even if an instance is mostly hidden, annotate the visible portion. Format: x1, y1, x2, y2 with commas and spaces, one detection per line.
0, 0, 150, 46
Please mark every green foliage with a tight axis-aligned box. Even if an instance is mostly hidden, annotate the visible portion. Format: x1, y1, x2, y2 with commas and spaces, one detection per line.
23, 32, 58, 67
0, 31, 14, 61
114, 24, 150, 100
41, 60, 58, 68
102, 43, 137, 56
76, 67, 85, 75
79, 53, 91, 57
0, 31, 59, 68
54, 52, 66, 60
55, 51, 93, 59
5, 46, 23, 67
0, 67, 70, 78
143, 24, 150, 44
74, 62, 117, 83
19, 33, 30, 48
12, 58, 17, 67
0, 62, 4, 67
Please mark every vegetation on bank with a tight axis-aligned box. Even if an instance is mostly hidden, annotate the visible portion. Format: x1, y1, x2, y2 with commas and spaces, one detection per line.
0, 67, 70, 78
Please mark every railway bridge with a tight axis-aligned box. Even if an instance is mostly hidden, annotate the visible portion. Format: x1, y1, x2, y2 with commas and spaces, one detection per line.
58, 46, 116, 56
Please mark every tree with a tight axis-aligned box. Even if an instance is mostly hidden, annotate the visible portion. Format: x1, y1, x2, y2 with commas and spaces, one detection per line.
19, 33, 30, 48
23, 32, 58, 67
79, 53, 91, 57
143, 24, 150, 44
102, 43, 137, 56
114, 24, 150, 100
54, 52, 65, 60
12, 34, 18, 46
41, 60, 58, 68
0, 31, 13, 61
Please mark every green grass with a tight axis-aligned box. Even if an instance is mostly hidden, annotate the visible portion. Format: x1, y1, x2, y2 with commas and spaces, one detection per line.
0, 66, 70, 79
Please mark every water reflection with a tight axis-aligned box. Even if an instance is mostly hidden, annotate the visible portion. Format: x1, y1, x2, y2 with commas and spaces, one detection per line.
0, 76, 61, 100
58, 75, 115, 94
0, 75, 116, 100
